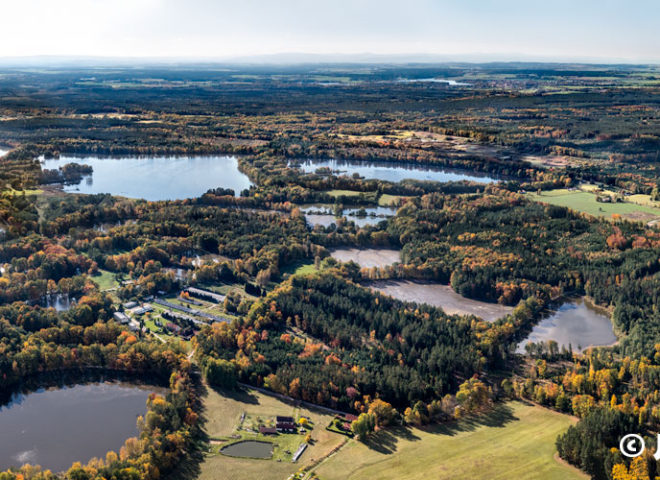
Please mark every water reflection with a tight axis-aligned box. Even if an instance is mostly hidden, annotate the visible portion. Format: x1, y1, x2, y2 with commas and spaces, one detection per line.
517, 298, 616, 353
42, 155, 252, 201
297, 158, 498, 184
0, 382, 165, 472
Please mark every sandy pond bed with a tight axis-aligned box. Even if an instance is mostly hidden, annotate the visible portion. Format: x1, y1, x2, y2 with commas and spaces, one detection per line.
368, 279, 514, 322
329, 248, 401, 268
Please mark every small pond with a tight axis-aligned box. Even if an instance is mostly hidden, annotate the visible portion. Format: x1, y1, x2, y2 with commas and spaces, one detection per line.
517, 298, 616, 353
302, 205, 396, 228
297, 158, 498, 184
0, 382, 165, 472
220, 440, 273, 459
42, 293, 77, 312
330, 248, 401, 268
369, 280, 514, 323
41, 155, 252, 201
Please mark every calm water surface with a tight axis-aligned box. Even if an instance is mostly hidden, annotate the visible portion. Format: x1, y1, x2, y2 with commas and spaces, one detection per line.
41, 293, 77, 311
42, 155, 252, 201
297, 159, 496, 184
221, 440, 273, 459
302, 206, 396, 227
517, 299, 616, 353
0, 382, 164, 472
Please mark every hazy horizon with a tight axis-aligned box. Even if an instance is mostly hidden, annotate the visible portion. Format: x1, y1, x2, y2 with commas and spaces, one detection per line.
1, 0, 659, 64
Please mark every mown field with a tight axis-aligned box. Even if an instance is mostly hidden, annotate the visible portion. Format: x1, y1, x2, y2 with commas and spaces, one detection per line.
314, 402, 587, 480
198, 386, 347, 480
527, 188, 660, 222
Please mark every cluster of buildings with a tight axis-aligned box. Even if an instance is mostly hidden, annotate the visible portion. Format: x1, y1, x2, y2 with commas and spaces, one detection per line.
257, 416, 300, 435
113, 288, 229, 339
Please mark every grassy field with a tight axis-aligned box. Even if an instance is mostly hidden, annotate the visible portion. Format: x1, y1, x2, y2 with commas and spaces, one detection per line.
314, 402, 586, 480
527, 189, 660, 222
378, 194, 408, 207
327, 189, 364, 197
281, 259, 321, 278
327, 190, 379, 202
90, 269, 118, 291
198, 386, 346, 480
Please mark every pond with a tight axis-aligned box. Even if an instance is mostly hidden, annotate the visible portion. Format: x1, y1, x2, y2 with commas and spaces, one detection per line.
368, 280, 514, 322
330, 248, 400, 268
517, 298, 616, 353
0, 382, 165, 472
302, 206, 396, 228
41, 155, 252, 201
220, 440, 273, 459
297, 158, 498, 184
41, 293, 77, 311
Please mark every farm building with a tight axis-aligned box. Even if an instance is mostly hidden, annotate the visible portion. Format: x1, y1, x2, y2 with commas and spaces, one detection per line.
276, 421, 297, 433
185, 287, 226, 303
113, 312, 130, 324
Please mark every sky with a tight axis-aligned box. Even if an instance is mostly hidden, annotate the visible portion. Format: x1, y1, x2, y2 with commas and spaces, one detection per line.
1, 0, 658, 63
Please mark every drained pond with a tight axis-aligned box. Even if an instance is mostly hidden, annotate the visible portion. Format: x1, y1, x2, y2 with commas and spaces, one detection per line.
41, 155, 252, 201
330, 248, 401, 268
517, 298, 616, 353
297, 158, 498, 184
0, 382, 165, 472
369, 280, 514, 322
220, 440, 273, 459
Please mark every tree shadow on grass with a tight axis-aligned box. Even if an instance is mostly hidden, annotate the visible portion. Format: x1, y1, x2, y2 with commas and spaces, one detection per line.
208, 383, 260, 405
361, 426, 421, 454
425, 403, 519, 438
360, 404, 518, 456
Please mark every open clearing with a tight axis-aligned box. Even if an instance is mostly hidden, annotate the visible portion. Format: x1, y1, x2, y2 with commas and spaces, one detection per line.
315, 401, 586, 480
527, 188, 660, 223
198, 386, 346, 480
90, 269, 118, 291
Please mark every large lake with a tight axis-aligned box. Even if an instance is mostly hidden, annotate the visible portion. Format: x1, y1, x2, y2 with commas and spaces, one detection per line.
369, 280, 514, 323
41, 155, 252, 201
297, 159, 498, 184
517, 299, 616, 353
0, 382, 164, 472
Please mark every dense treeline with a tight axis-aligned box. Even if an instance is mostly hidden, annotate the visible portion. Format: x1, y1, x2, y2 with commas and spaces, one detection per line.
196, 273, 488, 409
